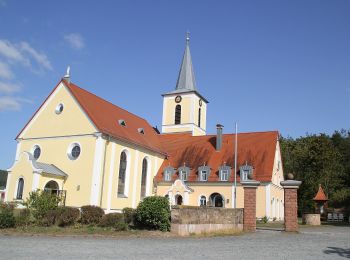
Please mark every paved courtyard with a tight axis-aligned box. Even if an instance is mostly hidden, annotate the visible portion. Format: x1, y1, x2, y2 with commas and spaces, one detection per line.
0, 226, 349, 259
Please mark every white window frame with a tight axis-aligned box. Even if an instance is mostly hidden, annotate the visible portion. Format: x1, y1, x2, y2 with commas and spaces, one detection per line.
164, 169, 171, 181
200, 170, 208, 181
67, 142, 81, 160
220, 169, 229, 181
199, 195, 207, 206
180, 170, 188, 181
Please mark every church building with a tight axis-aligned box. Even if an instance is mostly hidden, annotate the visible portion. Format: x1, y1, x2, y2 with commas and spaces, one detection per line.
5, 36, 284, 220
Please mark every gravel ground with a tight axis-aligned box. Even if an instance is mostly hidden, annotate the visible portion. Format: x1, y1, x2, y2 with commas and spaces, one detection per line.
0, 226, 349, 259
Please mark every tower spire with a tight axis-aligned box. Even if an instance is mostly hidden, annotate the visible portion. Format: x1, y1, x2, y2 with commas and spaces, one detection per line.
175, 32, 197, 91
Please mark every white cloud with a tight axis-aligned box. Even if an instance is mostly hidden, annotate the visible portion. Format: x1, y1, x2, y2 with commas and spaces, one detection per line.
0, 61, 13, 79
0, 82, 21, 94
0, 39, 52, 112
0, 96, 21, 111
64, 33, 85, 50
0, 96, 32, 111
0, 39, 52, 70
0, 40, 28, 65
20, 42, 52, 70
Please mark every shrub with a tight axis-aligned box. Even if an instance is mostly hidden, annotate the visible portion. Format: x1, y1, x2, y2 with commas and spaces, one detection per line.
15, 208, 31, 227
40, 209, 58, 227
135, 196, 170, 232
261, 216, 268, 224
56, 207, 80, 227
114, 222, 128, 231
80, 205, 104, 225
98, 213, 124, 228
123, 207, 135, 226
24, 190, 61, 223
0, 202, 15, 229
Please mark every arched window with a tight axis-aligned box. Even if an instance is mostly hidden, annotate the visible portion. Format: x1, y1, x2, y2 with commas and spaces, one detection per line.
118, 151, 127, 196
200, 196, 206, 206
16, 178, 24, 200
175, 194, 183, 205
209, 193, 224, 207
198, 108, 201, 128
44, 180, 59, 195
175, 105, 181, 125
140, 158, 147, 199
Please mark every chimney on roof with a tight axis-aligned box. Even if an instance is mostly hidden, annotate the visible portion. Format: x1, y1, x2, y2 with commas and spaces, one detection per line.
63, 66, 70, 83
216, 124, 224, 151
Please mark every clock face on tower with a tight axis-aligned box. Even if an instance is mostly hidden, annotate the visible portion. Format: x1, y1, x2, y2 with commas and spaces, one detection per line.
199, 99, 202, 107
175, 96, 182, 103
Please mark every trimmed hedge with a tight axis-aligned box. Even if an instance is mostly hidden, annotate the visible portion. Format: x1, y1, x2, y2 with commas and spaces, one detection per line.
123, 207, 136, 226
80, 205, 104, 224
135, 196, 170, 232
40, 209, 58, 227
14, 208, 31, 227
98, 213, 124, 228
56, 207, 80, 227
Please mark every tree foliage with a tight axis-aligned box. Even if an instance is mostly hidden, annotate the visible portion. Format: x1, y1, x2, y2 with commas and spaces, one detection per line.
24, 190, 61, 224
280, 130, 350, 214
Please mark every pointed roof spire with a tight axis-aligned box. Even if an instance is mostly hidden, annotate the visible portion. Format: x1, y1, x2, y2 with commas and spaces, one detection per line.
175, 31, 197, 91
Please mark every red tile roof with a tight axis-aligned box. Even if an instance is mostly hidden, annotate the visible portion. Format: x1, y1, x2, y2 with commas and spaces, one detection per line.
17, 80, 166, 155
65, 81, 166, 155
313, 184, 328, 201
155, 131, 279, 183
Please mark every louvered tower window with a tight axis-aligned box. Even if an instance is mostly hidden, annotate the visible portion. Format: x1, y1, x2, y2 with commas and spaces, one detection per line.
198, 108, 201, 128
175, 105, 181, 125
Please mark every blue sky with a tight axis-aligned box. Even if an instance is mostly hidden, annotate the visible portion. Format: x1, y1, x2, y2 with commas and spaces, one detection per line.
0, 0, 349, 169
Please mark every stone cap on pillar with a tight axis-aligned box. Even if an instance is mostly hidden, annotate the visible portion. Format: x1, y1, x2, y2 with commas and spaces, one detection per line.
280, 180, 302, 189
241, 180, 260, 188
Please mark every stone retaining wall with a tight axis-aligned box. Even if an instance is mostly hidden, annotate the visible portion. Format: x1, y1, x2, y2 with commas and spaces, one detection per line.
171, 207, 243, 236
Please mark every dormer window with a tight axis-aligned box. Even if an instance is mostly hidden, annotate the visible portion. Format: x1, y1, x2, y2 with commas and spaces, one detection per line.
138, 128, 145, 134
118, 119, 126, 126
178, 166, 190, 181
163, 166, 175, 181
198, 165, 210, 181
240, 163, 253, 181
219, 165, 231, 181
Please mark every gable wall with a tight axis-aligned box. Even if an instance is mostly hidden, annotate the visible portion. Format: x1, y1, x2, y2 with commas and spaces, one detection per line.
19, 82, 96, 139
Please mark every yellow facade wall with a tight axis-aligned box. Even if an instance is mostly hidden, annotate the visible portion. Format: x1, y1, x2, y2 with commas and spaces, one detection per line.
99, 138, 165, 211
19, 83, 96, 139
157, 182, 269, 218
7, 153, 34, 202
162, 93, 207, 135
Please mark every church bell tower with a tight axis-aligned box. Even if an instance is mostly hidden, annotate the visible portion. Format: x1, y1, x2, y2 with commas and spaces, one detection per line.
161, 33, 208, 136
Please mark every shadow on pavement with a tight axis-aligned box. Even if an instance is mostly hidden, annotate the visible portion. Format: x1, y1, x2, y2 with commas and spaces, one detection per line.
323, 247, 350, 258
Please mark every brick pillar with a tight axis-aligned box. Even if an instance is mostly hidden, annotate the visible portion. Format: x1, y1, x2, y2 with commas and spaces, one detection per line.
281, 180, 302, 232
242, 180, 260, 232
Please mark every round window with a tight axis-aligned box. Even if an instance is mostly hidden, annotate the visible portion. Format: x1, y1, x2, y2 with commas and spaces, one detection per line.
55, 103, 64, 114
33, 145, 41, 160
68, 143, 81, 160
